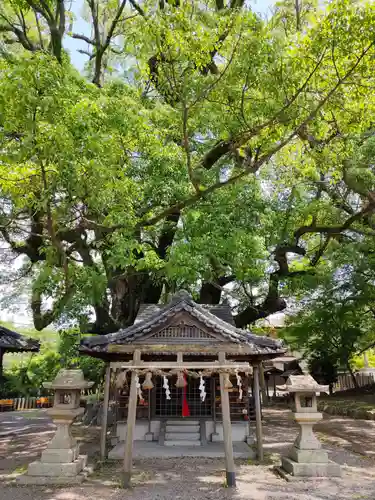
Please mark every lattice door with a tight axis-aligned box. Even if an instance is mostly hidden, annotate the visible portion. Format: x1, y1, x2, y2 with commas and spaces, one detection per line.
152, 376, 212, 418
153, 376, 181, 417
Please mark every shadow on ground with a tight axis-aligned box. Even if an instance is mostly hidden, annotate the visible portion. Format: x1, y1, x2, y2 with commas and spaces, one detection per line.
1, 408, 375, 499
263, 407, 375, 459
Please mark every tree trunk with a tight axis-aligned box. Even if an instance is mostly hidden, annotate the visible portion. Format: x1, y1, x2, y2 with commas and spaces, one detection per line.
199, 282, 221, 304
295, 0, 301, 31
347, 363, 358, 389
109, 273, 163, 326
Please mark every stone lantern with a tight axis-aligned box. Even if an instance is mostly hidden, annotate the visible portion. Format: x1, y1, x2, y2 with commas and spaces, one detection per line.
19, 369, 93, 485
276, 374, 341, 479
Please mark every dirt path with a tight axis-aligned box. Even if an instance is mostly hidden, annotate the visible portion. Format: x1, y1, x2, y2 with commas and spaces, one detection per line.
0, 410, 99, 481
263, 408, 375, 459
1, 408, 375, 499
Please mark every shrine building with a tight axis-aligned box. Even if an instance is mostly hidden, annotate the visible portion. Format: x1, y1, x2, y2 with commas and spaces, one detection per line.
80, 290, 285, 487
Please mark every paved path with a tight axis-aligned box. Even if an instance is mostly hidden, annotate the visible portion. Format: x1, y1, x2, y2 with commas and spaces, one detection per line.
1, 408, 375, 499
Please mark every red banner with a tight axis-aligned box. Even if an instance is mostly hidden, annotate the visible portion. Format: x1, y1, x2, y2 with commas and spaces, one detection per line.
182, 373, 190, 417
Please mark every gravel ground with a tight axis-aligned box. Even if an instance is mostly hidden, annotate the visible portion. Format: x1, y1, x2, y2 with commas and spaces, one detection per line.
1, 409, 375, 500
264, 407, 375, 458
2, 455, 375, 500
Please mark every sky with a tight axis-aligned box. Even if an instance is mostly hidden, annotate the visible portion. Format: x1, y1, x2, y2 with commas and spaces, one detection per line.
64, 0, 277, 71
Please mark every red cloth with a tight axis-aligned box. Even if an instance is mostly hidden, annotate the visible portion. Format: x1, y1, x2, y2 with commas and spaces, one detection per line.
182, 373, 190, 417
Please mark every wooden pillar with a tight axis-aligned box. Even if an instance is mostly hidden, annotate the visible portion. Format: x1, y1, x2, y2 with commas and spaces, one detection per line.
266, 375, 270, 399
212, 376, 217, 434
147, 385, 152, 434
121, 350, 141, 488
100, 363, 111, 461
273, 375, 277, 399
253, 363, 264, 461
243, 374, 251, 440
218, 352, 236, 488
259, 362, 268, 404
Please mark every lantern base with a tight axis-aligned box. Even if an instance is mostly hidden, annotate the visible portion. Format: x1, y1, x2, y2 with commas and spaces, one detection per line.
41, 446, 78, 463
289, 447, 328, 463
18, 455, 91, 485
18, 469, 90, 485
279, 456, 342, 478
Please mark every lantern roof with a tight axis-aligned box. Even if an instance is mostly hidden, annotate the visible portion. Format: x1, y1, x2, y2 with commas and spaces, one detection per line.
277, 374, 329, 394
43, 369, 94, 390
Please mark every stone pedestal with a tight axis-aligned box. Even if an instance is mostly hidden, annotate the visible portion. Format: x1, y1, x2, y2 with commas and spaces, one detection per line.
18, 369, 93, 485
276, 375, 341, 480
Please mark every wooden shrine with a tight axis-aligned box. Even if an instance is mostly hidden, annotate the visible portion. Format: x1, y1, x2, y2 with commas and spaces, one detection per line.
80, 290, 285, 488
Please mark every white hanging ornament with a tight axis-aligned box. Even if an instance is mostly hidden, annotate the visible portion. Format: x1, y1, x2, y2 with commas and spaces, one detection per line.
135, 374, 144, 403
163, 376, 171, 400
235, 370, 243, 400
199, 375, 206, 402
115, 370, 127, 389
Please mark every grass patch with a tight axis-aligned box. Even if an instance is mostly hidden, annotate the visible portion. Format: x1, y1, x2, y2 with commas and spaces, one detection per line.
318, 398, 375, 419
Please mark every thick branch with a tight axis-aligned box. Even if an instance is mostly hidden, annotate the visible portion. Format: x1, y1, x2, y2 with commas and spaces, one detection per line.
202, 48, 328, 171
294, 200, 375, 240
0, 210, 46, 262
90, 0, 127, 87
199, 282, 222, 304
235, 293, 287, 327
103, 0, 127, 51
71, 33, 95, 45
26, 0, 65, 61
128, 0, 146, 17
235, 242, 307, 327
157, 210, 180, 259
237, 182, 375, 328
0, 18, 37, 51
31, 285, 74, 330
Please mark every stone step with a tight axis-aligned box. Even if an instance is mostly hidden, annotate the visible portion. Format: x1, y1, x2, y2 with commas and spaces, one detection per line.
166, 425, 200, 433
166, 420, 200, 426
164, 440, 202, 447
165, 432, 200, 441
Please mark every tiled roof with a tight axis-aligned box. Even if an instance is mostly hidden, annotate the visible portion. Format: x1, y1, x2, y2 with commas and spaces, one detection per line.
0, 325, 40, 353
81, 290, 285, 356
136, 302, 235, 326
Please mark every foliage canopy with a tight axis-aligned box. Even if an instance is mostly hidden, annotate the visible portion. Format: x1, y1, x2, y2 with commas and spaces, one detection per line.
2, 326, 104, 396
1, 0, 375, 339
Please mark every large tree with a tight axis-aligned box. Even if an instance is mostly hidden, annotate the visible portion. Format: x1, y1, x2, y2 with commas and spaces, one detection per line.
1, 0, 375, 334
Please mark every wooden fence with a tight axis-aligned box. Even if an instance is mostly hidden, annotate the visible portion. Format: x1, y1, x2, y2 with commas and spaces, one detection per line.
0, 389, 100, 412
0, 396, 52, 412
333, 372, 374, 392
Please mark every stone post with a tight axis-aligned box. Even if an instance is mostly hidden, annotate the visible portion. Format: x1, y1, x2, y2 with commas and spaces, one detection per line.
276, 374, 341, 479
19, 369, 93, 485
